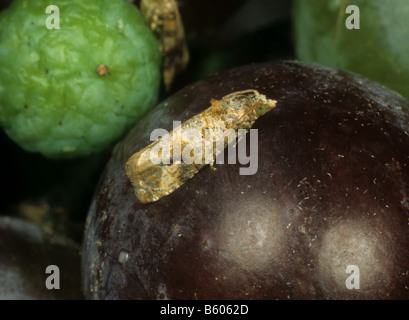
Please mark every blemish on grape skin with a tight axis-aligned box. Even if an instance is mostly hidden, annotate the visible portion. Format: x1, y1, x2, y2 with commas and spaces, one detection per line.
287, 208, 296, 217
118, 249, 129, 264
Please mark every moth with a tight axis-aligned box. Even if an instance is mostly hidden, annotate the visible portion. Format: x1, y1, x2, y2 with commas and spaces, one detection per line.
126, 89, 277, 203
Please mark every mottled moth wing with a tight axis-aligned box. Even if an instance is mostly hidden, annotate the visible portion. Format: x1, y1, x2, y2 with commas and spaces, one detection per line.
126, 90, 276, 203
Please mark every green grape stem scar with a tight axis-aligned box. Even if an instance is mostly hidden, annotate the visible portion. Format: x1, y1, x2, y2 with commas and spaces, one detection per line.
126, 89, 277, 203
96, 64, 110, 76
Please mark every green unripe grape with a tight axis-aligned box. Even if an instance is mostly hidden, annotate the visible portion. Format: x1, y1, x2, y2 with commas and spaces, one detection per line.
293, 0, 409, 101
0, 0, 161, 158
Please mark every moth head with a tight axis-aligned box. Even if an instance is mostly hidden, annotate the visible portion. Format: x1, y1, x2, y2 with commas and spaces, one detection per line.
256, 103, 270, 115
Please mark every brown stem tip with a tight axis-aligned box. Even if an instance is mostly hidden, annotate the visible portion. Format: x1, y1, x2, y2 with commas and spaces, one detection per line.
96, 64, 110, 76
